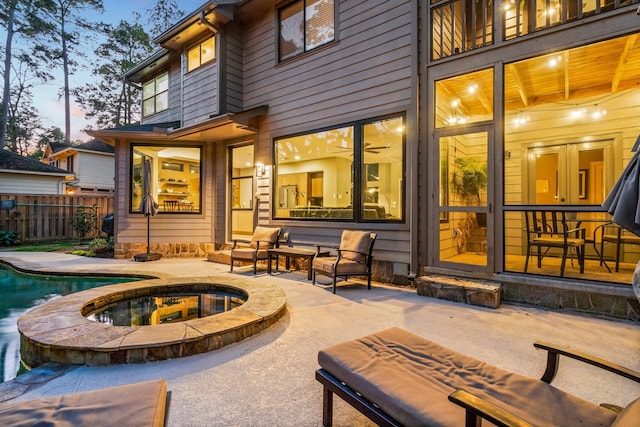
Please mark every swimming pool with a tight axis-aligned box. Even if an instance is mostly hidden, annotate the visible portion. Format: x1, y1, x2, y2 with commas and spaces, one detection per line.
0, 263, 140, 383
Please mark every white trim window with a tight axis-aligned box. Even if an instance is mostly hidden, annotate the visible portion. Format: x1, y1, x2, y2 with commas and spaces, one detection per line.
142, 72, 169, 117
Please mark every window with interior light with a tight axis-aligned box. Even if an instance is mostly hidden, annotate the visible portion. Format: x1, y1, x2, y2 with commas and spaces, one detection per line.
274, 114, 405, 221
130, 145, 202, 214
142, 72, 168, 117
502, 36, 639, 208
187, 37, 216, 72
501, 34, 640, 279
435, 68, 494, 128
278, 0, 335, 61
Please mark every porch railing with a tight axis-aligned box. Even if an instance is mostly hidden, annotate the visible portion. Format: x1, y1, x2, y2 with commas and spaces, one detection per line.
430, 0, 639, 60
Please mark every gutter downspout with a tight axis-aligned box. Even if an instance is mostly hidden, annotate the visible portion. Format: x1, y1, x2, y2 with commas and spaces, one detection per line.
199, 12, 220, 33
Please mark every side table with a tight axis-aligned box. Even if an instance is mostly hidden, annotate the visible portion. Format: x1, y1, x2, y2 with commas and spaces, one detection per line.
267, 247, 329, 280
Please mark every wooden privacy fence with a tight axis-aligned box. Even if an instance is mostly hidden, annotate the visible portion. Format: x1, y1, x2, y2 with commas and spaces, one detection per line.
0, 194, 115, 242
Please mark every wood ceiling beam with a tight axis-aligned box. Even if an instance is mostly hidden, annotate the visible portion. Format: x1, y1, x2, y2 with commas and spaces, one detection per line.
612, 34, 637, 92
474, 80, 492, 113
564, 51, 570, 101
437, 82, 470, 115
506, 63, 529, 107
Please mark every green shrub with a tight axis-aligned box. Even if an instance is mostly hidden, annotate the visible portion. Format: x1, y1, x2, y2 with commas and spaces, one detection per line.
89, 237, 110, 252
0, 230, 19, 246
71, 206, 98, 239
71, 249, 95, 257
88, 236, 114, 258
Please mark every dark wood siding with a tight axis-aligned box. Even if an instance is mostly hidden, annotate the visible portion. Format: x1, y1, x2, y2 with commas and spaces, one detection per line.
183, 60, 219, 125
242, 0, 417, 265
222, 24, 245, 113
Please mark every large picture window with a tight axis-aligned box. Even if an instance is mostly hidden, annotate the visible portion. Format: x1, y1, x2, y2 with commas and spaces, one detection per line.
274, 114, 405, 221
500, 33, 640, 281
142, 72, 168, 117
278, 0, 335, 61
131, 145, 202, 214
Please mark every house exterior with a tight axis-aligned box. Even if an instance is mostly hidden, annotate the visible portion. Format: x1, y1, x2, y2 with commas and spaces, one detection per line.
0, 149, 74, 195
41, 140, 115, 194
89, 0, 640, 319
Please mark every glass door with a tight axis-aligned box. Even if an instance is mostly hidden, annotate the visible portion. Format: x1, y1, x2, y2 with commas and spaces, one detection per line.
229, 145, 255, 241
436, 126, 493, 270
526, 140, 615, 256
527, 145, 566, 204
527, 140, 614, 205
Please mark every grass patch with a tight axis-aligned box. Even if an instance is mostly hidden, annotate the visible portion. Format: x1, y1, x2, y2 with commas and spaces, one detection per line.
9, 241, 86, 252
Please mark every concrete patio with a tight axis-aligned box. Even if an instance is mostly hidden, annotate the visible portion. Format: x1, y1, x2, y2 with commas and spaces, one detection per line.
0, 251, 639, 426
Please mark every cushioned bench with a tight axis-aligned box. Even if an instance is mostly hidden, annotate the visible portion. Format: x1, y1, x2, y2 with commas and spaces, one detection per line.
0, 379, 169, 427
316, 327, 639, 427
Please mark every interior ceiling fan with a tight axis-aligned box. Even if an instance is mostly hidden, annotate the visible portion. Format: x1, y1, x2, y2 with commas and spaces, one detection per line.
331, 143, 390, 154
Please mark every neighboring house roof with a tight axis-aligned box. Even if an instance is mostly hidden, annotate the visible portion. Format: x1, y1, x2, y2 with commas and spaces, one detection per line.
46, 139, 115, 157
0, 149, 73, 177
74, 139, 115, 154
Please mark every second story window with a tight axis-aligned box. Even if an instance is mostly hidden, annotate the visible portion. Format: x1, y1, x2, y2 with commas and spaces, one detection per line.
66, 155, 74, 173
278, 0, 335, 61
187, 37, 216, 72
142, 72, 168, 117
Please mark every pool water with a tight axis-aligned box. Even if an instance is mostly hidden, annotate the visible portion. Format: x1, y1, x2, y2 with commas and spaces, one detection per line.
0, 263, 139, 383
86, 292, 246, 326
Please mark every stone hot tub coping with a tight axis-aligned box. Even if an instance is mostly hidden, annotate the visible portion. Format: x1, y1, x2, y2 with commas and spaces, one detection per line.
18, 276, 287, 367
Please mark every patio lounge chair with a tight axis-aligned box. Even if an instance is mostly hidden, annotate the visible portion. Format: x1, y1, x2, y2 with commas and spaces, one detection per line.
316, 327, 640, 427
230, 226, 281, 274
0, 379, 169, 427
311, 230, 376, 293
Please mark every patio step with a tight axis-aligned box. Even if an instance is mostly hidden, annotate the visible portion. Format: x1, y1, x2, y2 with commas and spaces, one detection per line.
207, 250, 230, 265
415, 276, 501, 309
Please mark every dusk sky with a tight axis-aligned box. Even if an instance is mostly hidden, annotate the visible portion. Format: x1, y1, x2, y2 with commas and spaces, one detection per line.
13, 0, 204, 141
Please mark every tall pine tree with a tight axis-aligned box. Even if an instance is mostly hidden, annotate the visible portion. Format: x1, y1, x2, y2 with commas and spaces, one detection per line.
74, 19, 152, 128
32, 0, 105, 143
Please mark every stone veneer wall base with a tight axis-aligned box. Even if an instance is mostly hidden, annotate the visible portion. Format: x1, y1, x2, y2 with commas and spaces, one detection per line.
115, 242, 215, 259
416, 276, 502, 309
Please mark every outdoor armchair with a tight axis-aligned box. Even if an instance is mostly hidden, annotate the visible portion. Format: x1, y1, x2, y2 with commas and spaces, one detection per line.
230, 226, 281, 274
311, 230, 376, 293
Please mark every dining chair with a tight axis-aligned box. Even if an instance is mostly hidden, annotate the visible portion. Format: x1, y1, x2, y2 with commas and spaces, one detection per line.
524, 210, 586, 277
